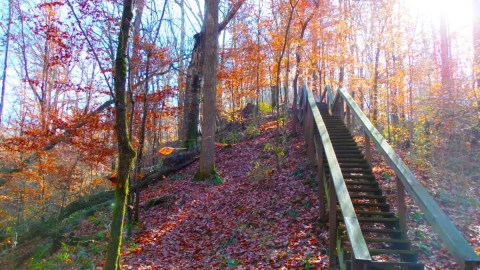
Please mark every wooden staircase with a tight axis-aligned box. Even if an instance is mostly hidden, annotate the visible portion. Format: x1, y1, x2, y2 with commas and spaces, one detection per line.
318, 102, 424, 270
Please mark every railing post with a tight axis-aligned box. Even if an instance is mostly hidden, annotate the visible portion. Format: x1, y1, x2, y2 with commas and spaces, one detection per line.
329, 178, 338, 267
351, 254, 368, 270
396, 176, 407, 234
365, 135, 371, 165
314, 134, 326, 220
351, 92, 355, 132
307, 109, 315, 165
346, 99, 351, 132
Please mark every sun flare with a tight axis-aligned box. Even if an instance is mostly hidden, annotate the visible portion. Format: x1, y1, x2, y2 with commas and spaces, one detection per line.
405, 0, 472, 33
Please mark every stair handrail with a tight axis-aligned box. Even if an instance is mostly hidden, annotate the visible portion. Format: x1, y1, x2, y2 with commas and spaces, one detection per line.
298, 85, 371, 268
329, 86, 480, 270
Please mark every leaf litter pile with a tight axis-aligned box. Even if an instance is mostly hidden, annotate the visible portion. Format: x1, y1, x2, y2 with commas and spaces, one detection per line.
122, 121, 329, 269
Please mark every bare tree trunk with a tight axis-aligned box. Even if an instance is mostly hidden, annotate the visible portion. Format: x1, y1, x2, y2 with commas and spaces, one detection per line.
182, 1, 245, 151
133, 54, 150, 222
473, 0, 480, 102
104, 0, 136, 269
292, 4, 317, 122
0, 0, 12, 126
440, 8, 453, 103
183, 33, 203, 150
195, 0, 219, 180
176, 0, 187, 140
372, 45, 381, 125
275, 0, 298, 112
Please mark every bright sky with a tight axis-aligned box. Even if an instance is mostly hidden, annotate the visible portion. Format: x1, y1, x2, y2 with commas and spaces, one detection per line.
405, 0, 473, 34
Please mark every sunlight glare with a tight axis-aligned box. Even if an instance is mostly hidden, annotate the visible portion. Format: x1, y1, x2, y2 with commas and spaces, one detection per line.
405, 0, 472, 33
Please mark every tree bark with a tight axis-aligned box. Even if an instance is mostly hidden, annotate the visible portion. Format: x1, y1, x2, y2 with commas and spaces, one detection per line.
176, 0, 187, 140
104, 0, 136, 269
0, 0, 12, 126
182, 0, 245, 151
440, 8, 453, 103
293, 4, 318, 121
133, 54, 150, 222
183, 33, 203, 150
196, 0, 219, 180
474, 0, 480, 96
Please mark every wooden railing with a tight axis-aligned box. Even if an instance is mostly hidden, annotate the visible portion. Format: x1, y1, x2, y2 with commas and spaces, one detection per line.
298, 85, 371, 269
324, 86, 480, 270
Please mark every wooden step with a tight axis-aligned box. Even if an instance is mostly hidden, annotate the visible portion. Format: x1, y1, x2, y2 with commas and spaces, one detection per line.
331, 146, 362, 151
328, 154, 363, 159
341, 174, 376, 180
341, 236, 409, 244
349, 194, 386, 202
339, 216, 398, 224
345, 180, 378, 186
345, 261, 424, 270
328, 135, 355, 139
340, 226, 402, 235
326, 174, 375, 181
323, 162, 370, 168
325, 167, 371, 174
330, 141, 359, 146
352, 202, 390, 211
330, 140, 358, 145
344, 247, 416, 256
326, 155, 364, 161
332, 158, 367, 163
330, 149, 362, 153
351, 211, 395, 217
346, 186, 382, 194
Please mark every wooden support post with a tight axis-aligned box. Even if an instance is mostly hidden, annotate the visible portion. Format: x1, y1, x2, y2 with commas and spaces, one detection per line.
351, 92, 355, 132
329, 178, 338, 267
397, 176, 407, 235
365, 135, 371, 165
307, 110, 315, 165
346, 101, 351, 132
314, 134, 326, 220
351, 253, 368, 270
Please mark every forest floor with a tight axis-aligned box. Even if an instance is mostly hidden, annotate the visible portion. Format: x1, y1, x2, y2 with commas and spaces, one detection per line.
34, 118, 479, 269
120, 120, 329, 269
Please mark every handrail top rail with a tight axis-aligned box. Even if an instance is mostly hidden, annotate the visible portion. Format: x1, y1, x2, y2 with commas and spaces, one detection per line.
329, 85, 480, 268
301, 85, 371, 262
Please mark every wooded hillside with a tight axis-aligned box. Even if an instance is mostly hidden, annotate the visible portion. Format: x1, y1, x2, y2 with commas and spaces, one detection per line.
0, 0, 478, 269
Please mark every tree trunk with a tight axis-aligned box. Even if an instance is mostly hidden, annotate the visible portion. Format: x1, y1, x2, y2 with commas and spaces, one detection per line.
196, 0, 219, 180
440, 8, 453, 103
0, 0, 12, 126
372, 45, 381, 125
182, 1, 245, 151
133, 54, 150, 222
293, 6, 317, 122
474, 0, 480, 100
126, 0, 145, 234
177, 0, 187, 140
183, 33, 203, 150
104, 0, 136, 269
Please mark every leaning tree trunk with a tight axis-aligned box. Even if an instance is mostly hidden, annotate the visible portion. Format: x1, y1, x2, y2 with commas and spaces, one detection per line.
196, 0, 219, 180
104, 0, 136, 269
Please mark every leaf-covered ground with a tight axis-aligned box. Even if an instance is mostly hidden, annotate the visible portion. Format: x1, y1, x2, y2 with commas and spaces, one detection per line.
40, 120, 478, 269
121, 121, 329, 269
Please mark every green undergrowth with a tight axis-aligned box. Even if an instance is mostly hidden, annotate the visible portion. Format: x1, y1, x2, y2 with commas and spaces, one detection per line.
23, 205, 112, 269
193, 170, 223, 185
